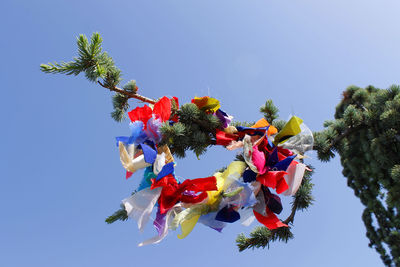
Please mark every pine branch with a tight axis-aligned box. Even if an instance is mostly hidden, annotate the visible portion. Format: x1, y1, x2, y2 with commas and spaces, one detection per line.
260, 99, 279, 123
40, 33, 116, 82
41, 33, 156, 121
236, 226, 294, 251
105, 205, 128, 224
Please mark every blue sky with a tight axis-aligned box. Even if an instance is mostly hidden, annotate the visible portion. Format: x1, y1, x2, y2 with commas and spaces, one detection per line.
1, 0, 399, 266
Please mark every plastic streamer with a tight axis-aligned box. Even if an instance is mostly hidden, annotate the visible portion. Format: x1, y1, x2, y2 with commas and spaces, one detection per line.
116, 96, 313, 245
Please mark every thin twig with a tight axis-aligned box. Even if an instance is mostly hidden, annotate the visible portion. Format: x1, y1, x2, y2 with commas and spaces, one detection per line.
283, 201, 298, 225
97, 81, 156, 104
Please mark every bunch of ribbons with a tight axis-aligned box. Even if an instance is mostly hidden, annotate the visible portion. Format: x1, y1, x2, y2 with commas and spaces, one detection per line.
116, 96, 313, 246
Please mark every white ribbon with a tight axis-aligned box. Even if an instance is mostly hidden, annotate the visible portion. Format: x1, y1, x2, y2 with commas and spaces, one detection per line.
122, 187, 162, 232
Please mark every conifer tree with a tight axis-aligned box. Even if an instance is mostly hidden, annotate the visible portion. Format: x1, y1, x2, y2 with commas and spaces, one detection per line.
314, 85, 400, 266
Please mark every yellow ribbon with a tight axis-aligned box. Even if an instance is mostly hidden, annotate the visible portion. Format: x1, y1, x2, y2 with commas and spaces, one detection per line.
273, 116, 303, 145
174, 161, 247, 239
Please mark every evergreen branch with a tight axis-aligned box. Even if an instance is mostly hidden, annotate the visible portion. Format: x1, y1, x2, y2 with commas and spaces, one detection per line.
260, 99, 279, 123
313, 125, 359, 152
41, 32, 156, 121
111, 93, 130, 122
236, 226, 294, 251
41, 33, 116, 82
105, 205, 128, 224
40, 61, 83, 76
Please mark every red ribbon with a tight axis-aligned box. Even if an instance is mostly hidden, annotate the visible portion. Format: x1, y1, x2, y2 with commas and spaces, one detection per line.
257, 171, 289, 194
151, 175, 218, 214
253, 208, 288, 229
128, 105, 153, 125
128, 96, 179, 126
215, 130, 239, 146
153, 96, 172, 122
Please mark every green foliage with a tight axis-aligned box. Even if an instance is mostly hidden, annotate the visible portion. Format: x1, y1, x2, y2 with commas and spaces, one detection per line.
41, 33, 119, 83
236, 226, 294, 251
316, 85, 400, 266
260, 99, 279, 123
111, 93, 129, 122
105, 205, 128, 224
122, 80, 138, 93
160, 103, 221, 158
103, 66, 122, 88
313, 131, 335, 162
40, 33, 134, 121
294, 168, 315, 211
271, 119, 287, 132
230, 121, 255, 128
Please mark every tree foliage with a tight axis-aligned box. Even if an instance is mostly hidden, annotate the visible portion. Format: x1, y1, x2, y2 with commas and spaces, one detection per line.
159, 103, 221, 158
41, 33, 143, 122
315, 85, 400, 266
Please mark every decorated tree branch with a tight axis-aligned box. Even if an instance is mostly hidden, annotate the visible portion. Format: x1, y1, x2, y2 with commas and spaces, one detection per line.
41, 32, 314, 249
41, 33, 399, 266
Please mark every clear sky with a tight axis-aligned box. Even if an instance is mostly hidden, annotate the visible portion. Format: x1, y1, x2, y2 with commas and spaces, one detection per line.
1, 0, 399, 266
